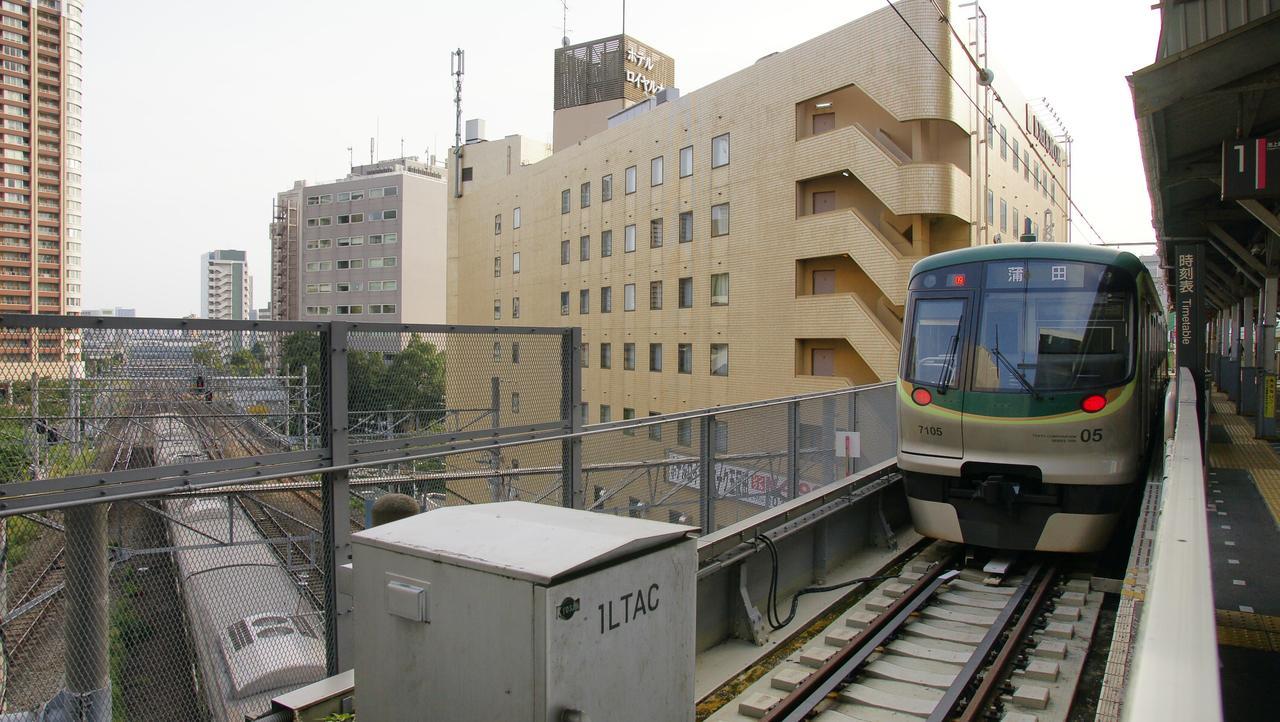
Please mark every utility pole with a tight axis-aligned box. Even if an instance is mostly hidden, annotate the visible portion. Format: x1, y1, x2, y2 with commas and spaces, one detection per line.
452, 49, 465, 199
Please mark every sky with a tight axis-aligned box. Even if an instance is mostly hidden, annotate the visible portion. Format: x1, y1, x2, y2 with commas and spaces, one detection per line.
81, 0, 1162, 317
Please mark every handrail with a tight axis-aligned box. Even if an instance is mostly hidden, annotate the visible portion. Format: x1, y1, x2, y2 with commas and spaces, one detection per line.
1123, 367, 1222, 721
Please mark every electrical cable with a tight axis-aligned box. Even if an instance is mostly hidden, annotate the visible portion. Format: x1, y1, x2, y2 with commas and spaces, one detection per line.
883, 0, 1110, 245
760, 534, 899, 631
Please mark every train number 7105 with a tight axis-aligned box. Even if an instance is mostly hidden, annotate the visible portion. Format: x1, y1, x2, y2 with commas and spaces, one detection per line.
917, 425, 943, 437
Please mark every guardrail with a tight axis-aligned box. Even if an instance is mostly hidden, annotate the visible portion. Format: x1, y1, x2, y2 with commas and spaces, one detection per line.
1123, 368, 1222, 722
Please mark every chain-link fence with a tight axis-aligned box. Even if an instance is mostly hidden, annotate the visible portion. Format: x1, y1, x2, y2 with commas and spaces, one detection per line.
0, 314, 896, 721
0, 316, 578, 721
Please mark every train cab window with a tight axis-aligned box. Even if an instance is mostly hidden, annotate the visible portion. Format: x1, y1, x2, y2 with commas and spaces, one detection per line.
904, 298, 966, 388
974, 260, 1132, 391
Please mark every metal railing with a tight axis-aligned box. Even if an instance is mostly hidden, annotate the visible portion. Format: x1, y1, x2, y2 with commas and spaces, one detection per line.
0, 313, 898, 721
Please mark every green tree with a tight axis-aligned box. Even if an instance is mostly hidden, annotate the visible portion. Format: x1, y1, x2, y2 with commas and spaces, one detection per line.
226, 348, 264, 376
191, 342, 222, 370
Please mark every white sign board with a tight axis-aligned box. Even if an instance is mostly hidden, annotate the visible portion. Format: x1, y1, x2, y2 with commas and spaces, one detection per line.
835, 431, 861, 458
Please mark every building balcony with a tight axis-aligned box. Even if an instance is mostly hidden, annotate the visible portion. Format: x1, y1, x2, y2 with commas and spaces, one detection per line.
796, 84, 971, 171
794, 122, 971, 224
794, 171, 972, 283
792, 294, 899, 383
795, 253, 903, 342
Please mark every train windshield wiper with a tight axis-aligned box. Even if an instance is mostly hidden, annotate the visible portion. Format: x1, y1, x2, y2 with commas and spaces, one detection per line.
936, 317, 962, 395
992, 326, 1040, 399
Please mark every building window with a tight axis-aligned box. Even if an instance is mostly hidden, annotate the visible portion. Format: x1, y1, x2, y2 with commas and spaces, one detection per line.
623, 343, 636, 371
650, 280, 663, 310
601, 286, 613, 312
561, 188, 570, 213
580, 235, 590, 261
513, 251, 521, 273
650, 218, 663, 248
677, 418, 692, 446
461, 167, 473, 181
561, 239, 570, 265
560, 291, 569, 316
625, 165, 637, 194
512, 342, 521, 364
513, 207, 521, 228
999, 199, 1008, 233
985, 189, 994, 225
710, 273, 729, 306
679, 211, 692, 242
493, 299, 501, 320
712, 133, 730, 168
649, 343, 663, 372
624, 283, 636, 311
651, 156, 663, 186
579, 288, 590, 314
715, 421, 729, 454
602, 174, 613, 201
1011, 138, 1020, 171
679, 277, 693, 308
623, 408, 636, 436
649, 412, 663, 441
679, 145, 693, 177
600, 342, 612, 369
710, 344, 729, 376
1023, 151, 1030, 181
678, 343, 692, 374
999, 125, 1008, 160
494, 256, 501, 277
602, 229, 613, 257
495, 213, 502, 235
600, 405, 612, 423
624, 224, 636, 253
711, 203, 730, 237
512, 297, 520, 319
581, 343, 589, 368
492, 342, 502, 362
511, 392, 520, 413
580, 181, 591, 208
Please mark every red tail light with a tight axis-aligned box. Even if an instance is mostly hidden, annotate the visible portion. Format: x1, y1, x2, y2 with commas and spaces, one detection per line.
912, 388, 932, 406
1081, 394, 1106, 413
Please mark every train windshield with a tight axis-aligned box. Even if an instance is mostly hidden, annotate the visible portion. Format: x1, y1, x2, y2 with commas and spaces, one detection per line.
905, 297, 966, 388
973, 260, 1132, 392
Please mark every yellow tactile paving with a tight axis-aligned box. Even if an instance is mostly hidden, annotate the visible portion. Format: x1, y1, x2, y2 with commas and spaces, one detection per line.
1216, 609, 1280, 652
1208, 392, 1280, 525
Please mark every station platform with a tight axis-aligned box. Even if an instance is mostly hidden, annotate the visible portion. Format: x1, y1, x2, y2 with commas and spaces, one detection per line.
1205, 391, 1280, 721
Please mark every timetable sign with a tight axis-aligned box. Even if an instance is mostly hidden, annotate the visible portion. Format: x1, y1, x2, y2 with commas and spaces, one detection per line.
1222, 135, 1280, 200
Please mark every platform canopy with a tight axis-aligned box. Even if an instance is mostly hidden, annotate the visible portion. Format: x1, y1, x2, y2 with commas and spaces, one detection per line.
1130, 3, 1280, 309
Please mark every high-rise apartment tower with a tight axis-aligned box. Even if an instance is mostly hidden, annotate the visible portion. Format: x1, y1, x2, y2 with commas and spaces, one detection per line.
200, 249, 253, 321
0, 0, 85, 363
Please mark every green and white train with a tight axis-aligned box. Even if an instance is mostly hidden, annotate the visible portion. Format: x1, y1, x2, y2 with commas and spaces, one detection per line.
897, 244, 1168, 552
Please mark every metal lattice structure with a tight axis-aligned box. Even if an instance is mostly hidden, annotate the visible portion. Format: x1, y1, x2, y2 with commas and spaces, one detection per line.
0, 313, 896, 720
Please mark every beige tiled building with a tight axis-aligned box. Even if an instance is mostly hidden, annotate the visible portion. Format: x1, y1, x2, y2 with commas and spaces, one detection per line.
446, 0, 1070, 423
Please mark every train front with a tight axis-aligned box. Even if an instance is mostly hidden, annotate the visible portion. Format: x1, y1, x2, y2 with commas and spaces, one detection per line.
897, 255, 1140, 552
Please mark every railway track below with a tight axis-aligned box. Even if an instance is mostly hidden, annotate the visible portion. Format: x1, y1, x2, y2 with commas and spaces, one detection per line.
705, 545, 1106, 722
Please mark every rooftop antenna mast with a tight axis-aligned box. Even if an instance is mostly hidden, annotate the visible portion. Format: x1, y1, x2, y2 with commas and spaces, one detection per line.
346, 146, 353, 171
452, 48, 465, 198
369, 137, 374, 165
562, 1, 570, 45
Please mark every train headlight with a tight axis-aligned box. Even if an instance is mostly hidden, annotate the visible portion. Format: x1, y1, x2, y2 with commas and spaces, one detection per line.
1081, 394, 1106, 413
911, 388, 933, 406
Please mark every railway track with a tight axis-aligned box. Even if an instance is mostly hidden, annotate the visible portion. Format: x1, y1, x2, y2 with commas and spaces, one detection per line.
1, 546, 65, 665
176, 394, 365, 612
709, 546, 1102, 722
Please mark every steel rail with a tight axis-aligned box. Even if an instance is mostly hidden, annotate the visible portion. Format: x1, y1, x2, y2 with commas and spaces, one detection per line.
926, 563, 1048, 722
760, 555, 955, 722
955, 566, 1059, 722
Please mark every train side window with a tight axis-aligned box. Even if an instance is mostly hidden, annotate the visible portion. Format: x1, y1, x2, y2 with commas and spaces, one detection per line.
904, 298, 966, 388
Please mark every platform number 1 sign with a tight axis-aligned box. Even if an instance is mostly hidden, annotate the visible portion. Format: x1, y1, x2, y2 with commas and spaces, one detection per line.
1222, 136, 1279, 200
